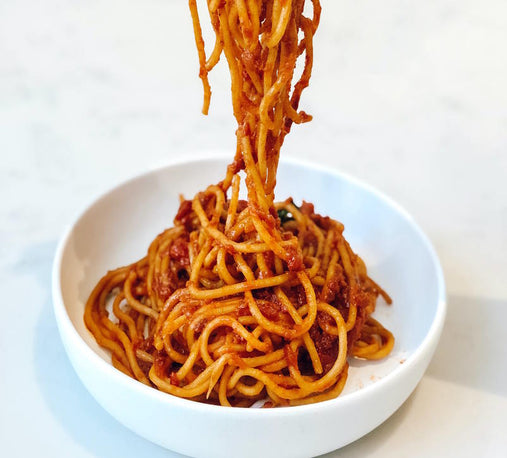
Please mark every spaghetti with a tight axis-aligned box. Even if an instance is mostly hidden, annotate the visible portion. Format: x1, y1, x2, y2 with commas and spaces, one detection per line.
85, 0, 394, 407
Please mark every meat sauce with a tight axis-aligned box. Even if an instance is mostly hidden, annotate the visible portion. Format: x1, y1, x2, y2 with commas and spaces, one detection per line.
168, 197, 371, 376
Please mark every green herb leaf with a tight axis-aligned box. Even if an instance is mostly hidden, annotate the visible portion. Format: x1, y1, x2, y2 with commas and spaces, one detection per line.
278, 208, 294, 224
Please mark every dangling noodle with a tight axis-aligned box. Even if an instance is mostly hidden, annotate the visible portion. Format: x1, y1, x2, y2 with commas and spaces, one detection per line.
85, 0, 394, 407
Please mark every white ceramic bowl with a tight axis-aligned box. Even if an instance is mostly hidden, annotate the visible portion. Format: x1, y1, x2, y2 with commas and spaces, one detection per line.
52, 156, 446, 458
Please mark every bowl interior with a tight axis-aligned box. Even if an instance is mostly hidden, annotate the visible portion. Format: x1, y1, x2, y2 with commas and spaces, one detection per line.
59, 157, 443, 397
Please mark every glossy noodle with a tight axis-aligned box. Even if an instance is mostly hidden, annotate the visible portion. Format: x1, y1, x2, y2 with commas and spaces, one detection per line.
85, 0, 394, 407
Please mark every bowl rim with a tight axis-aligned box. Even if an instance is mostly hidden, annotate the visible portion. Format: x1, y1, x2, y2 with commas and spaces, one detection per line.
52, 153, 446, 418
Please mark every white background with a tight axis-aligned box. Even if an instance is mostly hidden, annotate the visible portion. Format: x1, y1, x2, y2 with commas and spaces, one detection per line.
1, 0, 506, 456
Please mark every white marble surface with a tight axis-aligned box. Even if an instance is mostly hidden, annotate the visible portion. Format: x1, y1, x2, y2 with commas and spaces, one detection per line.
1, 0, 506, 456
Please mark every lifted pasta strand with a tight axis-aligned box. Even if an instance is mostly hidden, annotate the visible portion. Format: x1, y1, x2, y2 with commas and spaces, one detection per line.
84, 0, 394, 407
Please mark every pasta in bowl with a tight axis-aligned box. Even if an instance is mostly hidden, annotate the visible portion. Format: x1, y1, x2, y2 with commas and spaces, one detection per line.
52, 156, 446, 457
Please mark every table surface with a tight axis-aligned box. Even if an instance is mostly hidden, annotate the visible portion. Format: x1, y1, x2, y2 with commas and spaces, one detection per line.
1, 0, 506, 456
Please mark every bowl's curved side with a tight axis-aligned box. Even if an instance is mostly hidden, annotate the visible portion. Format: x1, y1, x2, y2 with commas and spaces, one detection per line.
52, 157, 446, 458
53, 293, 444, 458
